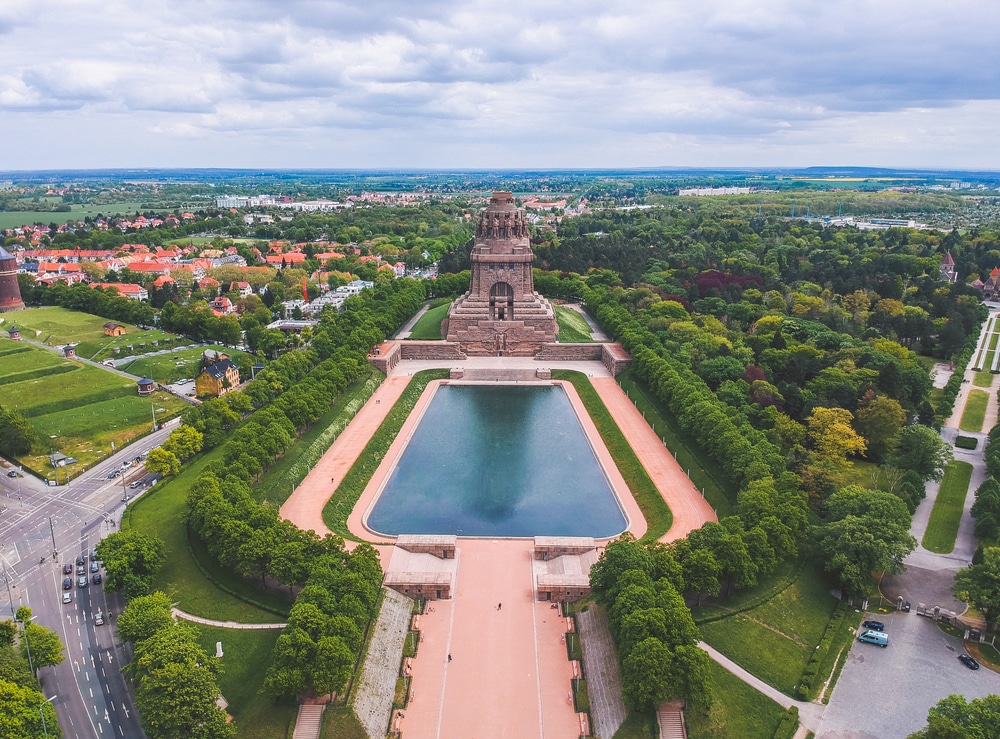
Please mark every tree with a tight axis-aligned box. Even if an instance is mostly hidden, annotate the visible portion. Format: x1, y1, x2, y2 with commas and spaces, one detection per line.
117, 592, 175, 644
161, 425, 204, 460
806, 407, 867, 466
144, 447, 180, 477
813, 515, 916, 596
682, 548, 721, 606
621, 637, 672, 710
589, 534, 653, 608
135, 657, 235, 739
954, 547, 1000, 629
889, 425, 953, 481
97, 530, 166, 599
0, 408, 36, 457
909, 694, 1000, 738
19, 622, 64, 672
854, 396, 906, 460
0, 678, 62, 739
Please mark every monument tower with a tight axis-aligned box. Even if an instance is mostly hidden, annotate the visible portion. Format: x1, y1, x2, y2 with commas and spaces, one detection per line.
446, 192, 557, 355
0, 246, 24, 313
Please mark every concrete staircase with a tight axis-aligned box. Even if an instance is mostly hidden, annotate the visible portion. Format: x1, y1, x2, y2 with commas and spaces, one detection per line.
291, 704, 325, 739
657, 702, 687, 739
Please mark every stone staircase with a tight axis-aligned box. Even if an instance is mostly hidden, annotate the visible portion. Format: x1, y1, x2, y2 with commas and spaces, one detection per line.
291, 704, 325, 739
657, 702, 687, 739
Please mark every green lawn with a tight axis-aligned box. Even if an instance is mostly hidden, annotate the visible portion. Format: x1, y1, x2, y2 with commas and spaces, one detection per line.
407, 301, 451, 340
555, 306, 594, 343
319, 707, 368, 739
5, 305, 179, 360
0, 202, 145, 229
959, 390, 990, 433
0, 341, 187, 474
616, 370, 735, 517
126, 447, 293, 622
686, 661, 787, 739
974, 371, 995, 388
553, 370, 672, 540
697, 565, 837, 696
119, 345, 253, 384
922, 460, 974, 554
192, 625, 296, 739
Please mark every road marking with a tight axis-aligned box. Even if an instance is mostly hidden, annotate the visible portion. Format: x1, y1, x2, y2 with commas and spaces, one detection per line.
89, 688, 93, 698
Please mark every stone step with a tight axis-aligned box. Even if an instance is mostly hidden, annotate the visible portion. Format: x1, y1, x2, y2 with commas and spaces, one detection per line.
292, 704, 326, 739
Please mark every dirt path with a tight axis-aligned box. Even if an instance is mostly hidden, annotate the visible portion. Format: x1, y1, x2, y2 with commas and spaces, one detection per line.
590, 377, 717, 542
399, 540, 579, 739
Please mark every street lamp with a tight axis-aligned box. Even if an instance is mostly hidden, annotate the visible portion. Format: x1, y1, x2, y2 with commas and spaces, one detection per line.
38, 694, 56, 739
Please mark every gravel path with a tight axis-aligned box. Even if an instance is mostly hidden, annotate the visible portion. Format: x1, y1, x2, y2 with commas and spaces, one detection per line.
353, 588, 412, 739
577, 605, 627, 739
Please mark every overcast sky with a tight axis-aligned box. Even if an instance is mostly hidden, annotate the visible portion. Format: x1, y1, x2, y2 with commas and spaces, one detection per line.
1, 0, 998, 171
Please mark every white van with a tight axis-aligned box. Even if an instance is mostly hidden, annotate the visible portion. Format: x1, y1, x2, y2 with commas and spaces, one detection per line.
857, 629, 888, 647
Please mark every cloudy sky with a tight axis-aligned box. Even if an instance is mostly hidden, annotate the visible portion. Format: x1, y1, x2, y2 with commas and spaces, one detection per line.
1, 0, 998, 170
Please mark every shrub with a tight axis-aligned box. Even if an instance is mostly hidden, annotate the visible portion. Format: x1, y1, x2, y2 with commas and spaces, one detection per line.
956, 436, 979, 450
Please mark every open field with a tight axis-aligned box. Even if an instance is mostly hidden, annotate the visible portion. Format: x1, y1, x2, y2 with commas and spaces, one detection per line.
922, 460, 974, 553
192, 625, 296, 739
697, 564, 837, 696
0, 202, 145, 229
0, 341, 187, 474
686, 661, 787, 739
119, 345, 252, 384
555, 305, 594, 342
407, 300, 450, 339
960, 390, 990, 432
3, 306, 181, 360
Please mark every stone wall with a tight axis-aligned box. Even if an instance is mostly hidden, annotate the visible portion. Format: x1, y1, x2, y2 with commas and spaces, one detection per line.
534, 343, 604, 361
399, 341, 468, 360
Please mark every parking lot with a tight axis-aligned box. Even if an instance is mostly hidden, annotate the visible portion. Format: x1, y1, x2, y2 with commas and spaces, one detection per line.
816, 612, 1000, 738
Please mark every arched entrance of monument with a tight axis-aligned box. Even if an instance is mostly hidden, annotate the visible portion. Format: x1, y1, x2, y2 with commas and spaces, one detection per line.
489, 281, 514, 321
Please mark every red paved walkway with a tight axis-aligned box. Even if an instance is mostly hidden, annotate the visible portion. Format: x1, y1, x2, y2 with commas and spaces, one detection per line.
401, 540, 579, 739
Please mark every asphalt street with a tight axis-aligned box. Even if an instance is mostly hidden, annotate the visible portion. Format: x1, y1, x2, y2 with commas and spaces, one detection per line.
1, 422, 176, 739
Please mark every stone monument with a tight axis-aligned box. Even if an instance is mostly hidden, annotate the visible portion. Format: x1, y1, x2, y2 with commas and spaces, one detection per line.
446, 192, 557, 355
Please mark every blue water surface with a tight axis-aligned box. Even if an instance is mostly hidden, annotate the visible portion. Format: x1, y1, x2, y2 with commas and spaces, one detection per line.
366, 384, 628, 537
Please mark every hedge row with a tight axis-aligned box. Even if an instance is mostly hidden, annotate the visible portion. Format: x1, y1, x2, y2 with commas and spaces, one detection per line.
772, 707, 799, 739
938, 324, 986, 422
796, 599, 852, 700
956, 435, 979, 450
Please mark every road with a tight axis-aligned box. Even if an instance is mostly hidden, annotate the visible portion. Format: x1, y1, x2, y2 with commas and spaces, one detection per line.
1, 423, 175, 739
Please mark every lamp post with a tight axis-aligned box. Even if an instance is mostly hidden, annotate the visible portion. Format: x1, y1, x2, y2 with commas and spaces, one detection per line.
38, 694, 56, 739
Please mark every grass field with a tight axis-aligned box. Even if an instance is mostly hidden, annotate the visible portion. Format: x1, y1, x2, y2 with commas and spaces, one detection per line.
118, 345, 252, 384
922, 460, 974, 554
4, 306, 180, 360
407, 301, 451, 340
686, 661, 787, 739
960, 390, 990, 433
697, 564, 837, 696
974, 371, 995, 388
0, 341, 187, 474
616, 370, 735, 516
192, 625, 295, 739
0, 202, 145, 229
319, 707, 367, 739
126, 446, 294, 622
555, 306, 594, 343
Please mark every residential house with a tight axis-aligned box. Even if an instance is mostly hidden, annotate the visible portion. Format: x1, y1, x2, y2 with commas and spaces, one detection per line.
195, 359, 240, 397
103, 322, 127, 337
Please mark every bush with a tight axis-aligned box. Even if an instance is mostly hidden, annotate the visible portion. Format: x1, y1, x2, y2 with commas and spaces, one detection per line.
956, 436, 979, 450
772, 707, 799, 739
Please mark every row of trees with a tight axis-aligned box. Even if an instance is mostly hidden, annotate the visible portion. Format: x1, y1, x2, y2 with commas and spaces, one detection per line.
118, 592, 235, 739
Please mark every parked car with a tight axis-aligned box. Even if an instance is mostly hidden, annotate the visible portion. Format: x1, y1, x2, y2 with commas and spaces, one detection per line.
91, 549, 99, 561
63, 563, 73, 575
862, 620, 885, 631
959, 654, 980, 670
62, 592, 72, 604
62, 578, 73, 590
75, 556, 85, 567
77, 576, 88, 588
857, 629, 888, 647
92, 572, 102, 585
94, 611, 105, 626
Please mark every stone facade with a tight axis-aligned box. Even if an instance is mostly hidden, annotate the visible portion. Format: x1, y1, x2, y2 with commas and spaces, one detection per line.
446, 192, 557, 356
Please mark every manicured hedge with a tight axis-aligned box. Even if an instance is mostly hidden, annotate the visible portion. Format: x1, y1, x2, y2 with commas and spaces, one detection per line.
956, 435, 979, 450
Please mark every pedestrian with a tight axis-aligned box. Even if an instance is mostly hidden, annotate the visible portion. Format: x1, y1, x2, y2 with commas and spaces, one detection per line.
497, 602, 502, 611
448, 653, 452, 662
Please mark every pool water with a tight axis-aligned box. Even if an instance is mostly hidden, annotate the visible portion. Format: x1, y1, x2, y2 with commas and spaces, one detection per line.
365, 384, 628, 537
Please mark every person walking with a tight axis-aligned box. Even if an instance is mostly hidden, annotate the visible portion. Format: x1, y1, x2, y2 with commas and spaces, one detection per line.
497, 602, 502, 611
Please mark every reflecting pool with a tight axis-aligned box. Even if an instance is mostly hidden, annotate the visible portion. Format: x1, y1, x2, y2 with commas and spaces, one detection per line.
366, 384, 628, 537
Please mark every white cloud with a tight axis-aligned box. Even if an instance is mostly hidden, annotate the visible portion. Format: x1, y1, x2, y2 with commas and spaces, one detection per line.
0, 0, 997, 168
